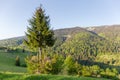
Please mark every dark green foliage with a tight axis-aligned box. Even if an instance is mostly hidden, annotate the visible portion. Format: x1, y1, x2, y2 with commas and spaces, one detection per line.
15, 56, 20, 66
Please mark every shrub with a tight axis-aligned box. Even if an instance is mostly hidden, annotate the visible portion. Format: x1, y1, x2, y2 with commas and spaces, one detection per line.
112, 68, 118, 75
15, 56, 20, 66
25, 55, 39, 74
63, 55, 79, 75
100, 68, 118, 79
75, 61, 82, 76
81, 66, 92, 77
90, 65, 100, 77
45, 54, 64, 74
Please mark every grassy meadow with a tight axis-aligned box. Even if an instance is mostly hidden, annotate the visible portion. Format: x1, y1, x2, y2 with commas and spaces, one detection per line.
0, 49, 27, 73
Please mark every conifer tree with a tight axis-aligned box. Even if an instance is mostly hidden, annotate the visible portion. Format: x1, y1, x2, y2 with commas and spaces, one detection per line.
24, 6, 55, 64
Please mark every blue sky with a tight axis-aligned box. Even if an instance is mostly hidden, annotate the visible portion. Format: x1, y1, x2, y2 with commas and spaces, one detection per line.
0, 0, 120, 39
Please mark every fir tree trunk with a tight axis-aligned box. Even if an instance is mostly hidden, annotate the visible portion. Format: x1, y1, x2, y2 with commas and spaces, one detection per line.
37, 47, 42, 74
38, 47, 42, 62
39, 47, 42, 60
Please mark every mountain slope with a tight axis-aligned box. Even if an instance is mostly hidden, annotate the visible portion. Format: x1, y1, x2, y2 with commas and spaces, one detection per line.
53, 27, 89, 48
58, 31, 110, 60
0, 36, 25, 47
87, 25, 120, 43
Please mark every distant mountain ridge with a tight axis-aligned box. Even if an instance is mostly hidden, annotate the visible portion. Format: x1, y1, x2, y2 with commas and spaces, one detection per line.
87, 25, 120, 43
0, 36, 25, 47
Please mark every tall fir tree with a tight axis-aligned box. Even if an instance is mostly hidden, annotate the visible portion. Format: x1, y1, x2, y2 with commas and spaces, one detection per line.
24, 6, 55, 64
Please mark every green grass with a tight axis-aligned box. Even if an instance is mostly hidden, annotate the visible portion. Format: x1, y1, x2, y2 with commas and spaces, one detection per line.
0, 50, 27, 73
0, 73, 109, 80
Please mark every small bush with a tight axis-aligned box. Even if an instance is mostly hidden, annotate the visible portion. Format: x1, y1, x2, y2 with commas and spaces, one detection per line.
100, 68, 118, 80
63, 55, 76, 75
90, 65, 100, 77
45, 54, 64, 74
81, 66, 92, 77
63, 55, 81, 75
15, 56, 20, 66
25, 55, 39, 74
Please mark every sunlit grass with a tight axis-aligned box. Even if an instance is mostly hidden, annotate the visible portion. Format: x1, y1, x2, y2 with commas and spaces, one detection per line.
0, 51, 27, 73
